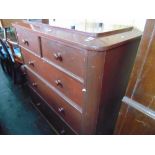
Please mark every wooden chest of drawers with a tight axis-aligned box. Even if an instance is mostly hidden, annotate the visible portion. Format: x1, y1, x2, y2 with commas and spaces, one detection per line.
13, 21, 141, 134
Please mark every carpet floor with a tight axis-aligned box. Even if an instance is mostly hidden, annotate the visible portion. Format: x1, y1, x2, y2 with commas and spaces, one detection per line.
0, 67, 56, 135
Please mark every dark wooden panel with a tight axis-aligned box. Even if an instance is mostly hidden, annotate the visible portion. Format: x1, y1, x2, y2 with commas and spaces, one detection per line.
41, 36, 86, 78
21, 48, 84, 107
131, 26, 155, 111
26, 67, 82, 133
16, 27, 40, 56
96, 39, 140, 134
126, 20, 155, 98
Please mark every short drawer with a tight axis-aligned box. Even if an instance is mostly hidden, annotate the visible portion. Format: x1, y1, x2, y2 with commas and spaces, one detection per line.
16, 27, 40, 55
41, 37, 86, 78
26, 68, 82, 133
21, 48, 84, 107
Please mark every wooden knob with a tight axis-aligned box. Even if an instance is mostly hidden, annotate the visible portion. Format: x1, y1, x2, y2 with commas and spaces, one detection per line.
32, 82, 37, 87
22, 39, 29, 46
36, 102, 41, 106
55, 80, 63, 87
58, 107, 64, 114
20, 65, 27, 75
53, 53, 62, 61
60, 129, 66, 135
28, 61, 34, 66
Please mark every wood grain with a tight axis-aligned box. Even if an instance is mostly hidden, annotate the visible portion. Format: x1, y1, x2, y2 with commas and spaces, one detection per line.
115, 19, 155, 135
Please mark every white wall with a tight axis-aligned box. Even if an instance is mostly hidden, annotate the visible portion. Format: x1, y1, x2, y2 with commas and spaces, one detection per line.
49, 19, 146, 31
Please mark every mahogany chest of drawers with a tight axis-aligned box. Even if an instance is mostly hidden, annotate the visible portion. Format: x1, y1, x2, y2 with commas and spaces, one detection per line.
13, 21, 141, 134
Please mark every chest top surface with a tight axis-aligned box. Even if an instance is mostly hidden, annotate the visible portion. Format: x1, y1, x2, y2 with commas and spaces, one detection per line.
13, 20, 142, 52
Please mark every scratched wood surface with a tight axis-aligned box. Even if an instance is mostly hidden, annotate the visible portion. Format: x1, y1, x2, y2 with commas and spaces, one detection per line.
114, 19, 155, 135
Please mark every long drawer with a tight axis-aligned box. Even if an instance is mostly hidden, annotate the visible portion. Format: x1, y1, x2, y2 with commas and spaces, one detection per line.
25, 67, 82, 133
21, 48, 84, 107
16, 27, 40, 56
30, 87, 76, 134
41, 36, 86, 78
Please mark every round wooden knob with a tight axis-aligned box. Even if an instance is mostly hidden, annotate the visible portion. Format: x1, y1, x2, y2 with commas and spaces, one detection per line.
60, 129, 66, 135
58, 107, 64, 113
20, 65, 27, 75
32, 82, 37, 87
53, 53, 62, 61
36, 102, 41, 106
55, 80, 63, 87
28, 61, 34, 66
22, 39, 29, 46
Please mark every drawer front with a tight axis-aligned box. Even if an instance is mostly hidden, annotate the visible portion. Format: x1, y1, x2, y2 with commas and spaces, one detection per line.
30, 88, 75, 134
16, 27, 40, 55
26, 68, 82, 133
41, 37, 86, 78
21, 48, 84, 106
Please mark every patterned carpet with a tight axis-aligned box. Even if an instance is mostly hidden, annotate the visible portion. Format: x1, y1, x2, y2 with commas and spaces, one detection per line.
0, 66, 56, 135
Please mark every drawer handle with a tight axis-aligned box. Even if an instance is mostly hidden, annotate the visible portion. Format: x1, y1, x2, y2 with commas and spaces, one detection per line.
55, 80, 63, 87
28, 61, 35, 66
53, 53, 62, 61
22, 39, 29, 46
36, 102, 41, 106
60, 129, 66, 135
58, 107, 65, 114
32, 82, 37, 87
